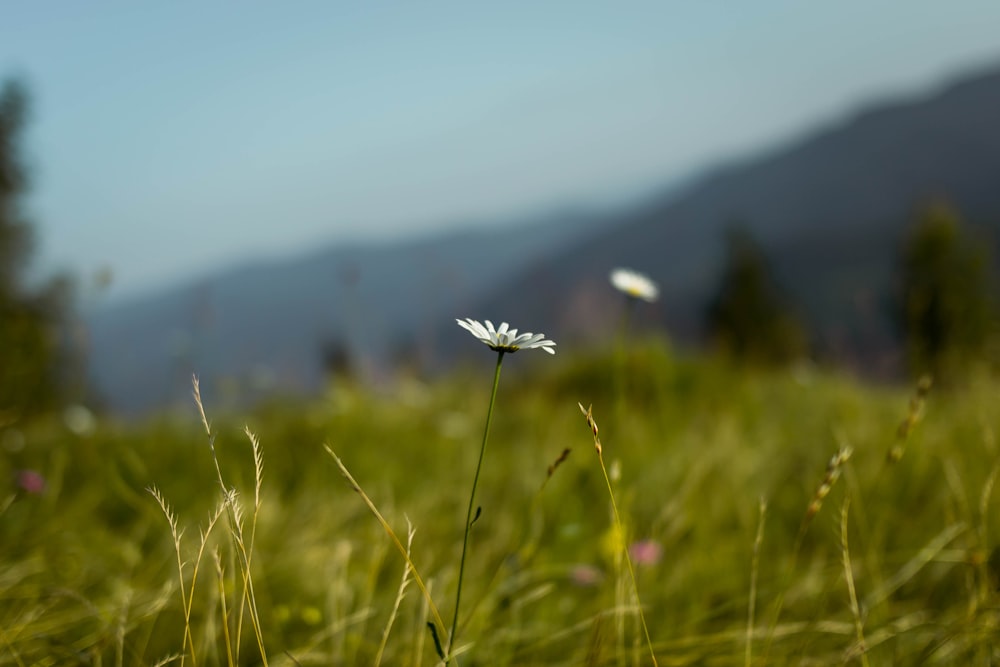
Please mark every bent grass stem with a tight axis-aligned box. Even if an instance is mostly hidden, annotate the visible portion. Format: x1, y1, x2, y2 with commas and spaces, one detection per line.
324, 446, 447, 641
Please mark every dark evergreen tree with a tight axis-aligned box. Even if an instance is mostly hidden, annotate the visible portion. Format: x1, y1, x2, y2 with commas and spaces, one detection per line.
896, 203, 995, 381
705, 226, 807, 365
0, 80, 68, 421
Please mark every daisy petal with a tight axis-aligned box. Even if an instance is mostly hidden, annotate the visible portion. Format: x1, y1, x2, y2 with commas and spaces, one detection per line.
456, 318, 557, 356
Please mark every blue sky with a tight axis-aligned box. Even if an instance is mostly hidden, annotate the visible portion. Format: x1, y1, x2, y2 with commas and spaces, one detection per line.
3, 2, 1000, 301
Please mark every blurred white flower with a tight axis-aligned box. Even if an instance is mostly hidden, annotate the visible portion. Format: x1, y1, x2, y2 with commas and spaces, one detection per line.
456, 318, 556, 354
63, 404, 96, 436
610, 268, 659, 302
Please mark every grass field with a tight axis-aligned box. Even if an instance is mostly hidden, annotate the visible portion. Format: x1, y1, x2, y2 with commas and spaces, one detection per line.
2, 338, 998, 665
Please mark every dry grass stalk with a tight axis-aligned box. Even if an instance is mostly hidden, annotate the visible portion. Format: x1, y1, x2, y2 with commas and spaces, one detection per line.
863, 522, 966, 610
547, 448, 571, 480
806, 445, 853, 522
190, 374, 268, 666
147, 486, 228, 667
213, 549, 235, 667
323, 445, 447, 652
764, 442, 854, 662
147, 486, 192, 665
745, 497, 767, 667
374, 518, 417, 667
887, 374, 932, 463
235, 426, 265, 662
840, 500, 871, 667
578, 402, 658, 667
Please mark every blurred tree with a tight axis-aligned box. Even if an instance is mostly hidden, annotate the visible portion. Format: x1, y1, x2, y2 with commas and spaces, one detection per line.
319, 336, 355, 383
896, 203, 995, 381
0, 79, 69, 422
0, 80, 32, 293
705, 226, 808, 365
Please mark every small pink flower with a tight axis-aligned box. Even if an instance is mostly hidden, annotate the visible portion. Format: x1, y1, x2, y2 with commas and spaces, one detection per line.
628, 539, 663, 566
17, 469, 46, 495
569, 564, 604, 587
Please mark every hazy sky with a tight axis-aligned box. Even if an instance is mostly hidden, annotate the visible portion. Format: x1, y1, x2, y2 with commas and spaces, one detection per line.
3, 2, 1000, 301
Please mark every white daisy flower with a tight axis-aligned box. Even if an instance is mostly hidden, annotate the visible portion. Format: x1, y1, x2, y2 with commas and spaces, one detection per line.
610, 268, 659, 303
456, 318, 556, 354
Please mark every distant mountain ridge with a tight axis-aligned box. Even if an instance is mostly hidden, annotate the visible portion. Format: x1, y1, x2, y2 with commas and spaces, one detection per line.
87, 62, 1000, 413
471, 63, 1000, 374
86, 208, 617, 413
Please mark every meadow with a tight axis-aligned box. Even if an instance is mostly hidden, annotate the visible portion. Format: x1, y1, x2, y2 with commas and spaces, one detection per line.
2, 337, 999, 666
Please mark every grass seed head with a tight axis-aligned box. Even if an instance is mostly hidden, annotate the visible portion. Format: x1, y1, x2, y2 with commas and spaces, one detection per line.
806, 446, 852, 520
889, 375, 932, 463
547, 447, 571, 478
578, 402, 602, 455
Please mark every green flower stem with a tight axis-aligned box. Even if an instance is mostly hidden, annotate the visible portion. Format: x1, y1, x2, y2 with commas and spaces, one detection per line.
614, 295, 636, 425
449, 349, 505, 662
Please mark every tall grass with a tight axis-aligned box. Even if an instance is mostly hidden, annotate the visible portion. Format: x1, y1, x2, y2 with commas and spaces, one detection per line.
1, 343, 998, 664
146, 376, 269, 666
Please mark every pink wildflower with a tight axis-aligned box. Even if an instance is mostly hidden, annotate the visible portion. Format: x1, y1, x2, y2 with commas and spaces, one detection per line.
17, 469, 46, 495
569, 564, 604, 587
628, 539, 663, 566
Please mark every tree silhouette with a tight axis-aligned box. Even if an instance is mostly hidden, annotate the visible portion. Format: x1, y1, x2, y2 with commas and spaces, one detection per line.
705, 226, 807, 365
0, 79, 68, 421
0, 80, 33, 295
896, 203, 995, 381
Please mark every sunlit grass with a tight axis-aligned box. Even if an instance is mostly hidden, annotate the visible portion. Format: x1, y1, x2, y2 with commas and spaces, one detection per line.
1, 340, 998, 665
